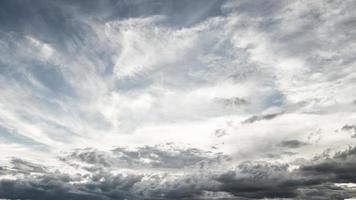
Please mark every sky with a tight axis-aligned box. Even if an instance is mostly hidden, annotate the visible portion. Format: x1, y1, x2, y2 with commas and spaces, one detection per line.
0, 0, 356, 199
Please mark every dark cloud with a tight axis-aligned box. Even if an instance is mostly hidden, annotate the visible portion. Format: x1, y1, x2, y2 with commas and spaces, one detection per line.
0, 173, 141, 200
214, 147, 356, 199
342, 124, 356, 138
215, 97, 250, 107
242, 112, 283, 124
0, 146, 224, 200
300, 146, 356, 183
0, 158, 142, 200
278, 140, 309, 148
297, 183, 356, 200
264, 151, 298, 159
1, 146, 356, 200
215, 162, 300, 199
214, 128, 228, 138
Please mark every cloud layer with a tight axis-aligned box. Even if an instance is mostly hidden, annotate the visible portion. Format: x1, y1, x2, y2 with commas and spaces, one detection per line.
1, 145, 356, 199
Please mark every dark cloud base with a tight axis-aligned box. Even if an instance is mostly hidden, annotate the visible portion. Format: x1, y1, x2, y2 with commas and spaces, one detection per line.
1, 145, 356, 200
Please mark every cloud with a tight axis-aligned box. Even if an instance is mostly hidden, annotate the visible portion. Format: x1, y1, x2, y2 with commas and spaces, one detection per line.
278, 140, 309, 149
342, 124, 356, 138
215, 97, 250, 108
0, 145, 226, 200
300, 146, 356, 183
215, 146, 356, 199
62, 144, 229, 170
242, 112, 283, 124
1, 145, 356, 199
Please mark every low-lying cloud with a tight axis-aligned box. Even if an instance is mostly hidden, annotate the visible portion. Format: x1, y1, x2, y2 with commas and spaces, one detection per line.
1, 145, 356, 199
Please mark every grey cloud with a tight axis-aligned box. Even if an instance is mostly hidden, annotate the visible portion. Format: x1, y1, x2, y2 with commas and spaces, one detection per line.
214, 129, 228, 138
300, 146, 356, 183
9, 159, 47, 175
215, 162, 298, 199
342, 124, 356, 138
296, 183, 356, 200
214, 147, 356, 199
264, 151, 298, 159
63, 145, 229, 170
1, 146, 356, 200
0, 159, 142, 200
0, 175, 136, 200
278, 140, 309, 149
242, 112, 283, 124
0, 146, 224, 200
111, 146, 227, 169
215, 97, 250, 107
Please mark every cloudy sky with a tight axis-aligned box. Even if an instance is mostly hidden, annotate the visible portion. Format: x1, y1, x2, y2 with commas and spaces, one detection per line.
0, 0, 356, 199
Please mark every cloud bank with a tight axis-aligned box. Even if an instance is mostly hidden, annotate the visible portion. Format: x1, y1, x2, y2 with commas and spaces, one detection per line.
1, 145, 356, 199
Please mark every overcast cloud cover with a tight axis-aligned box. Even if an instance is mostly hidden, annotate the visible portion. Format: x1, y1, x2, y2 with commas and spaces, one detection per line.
0, 0, 356, 199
